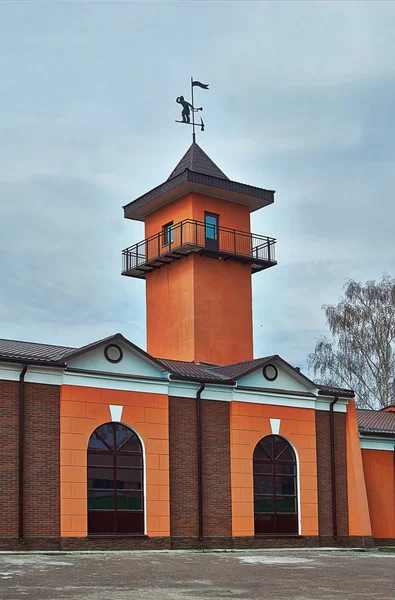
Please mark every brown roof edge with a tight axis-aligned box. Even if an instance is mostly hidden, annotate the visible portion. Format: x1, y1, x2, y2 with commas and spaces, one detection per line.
0, 356, 66, 368
168, 374, 236, 385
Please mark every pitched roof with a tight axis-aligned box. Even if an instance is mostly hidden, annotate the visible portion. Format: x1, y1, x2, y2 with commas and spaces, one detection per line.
157, 358, 231, 383
167, 143, 229, 181
357, 409, 395, 436
0, 338, 73, 364
207, 356, 277, 380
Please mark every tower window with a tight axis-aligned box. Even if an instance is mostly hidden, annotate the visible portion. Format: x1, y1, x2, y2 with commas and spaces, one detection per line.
162, 222, 174, 246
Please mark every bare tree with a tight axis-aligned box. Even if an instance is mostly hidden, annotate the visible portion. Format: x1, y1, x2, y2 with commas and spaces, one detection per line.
307, 274, 395, 409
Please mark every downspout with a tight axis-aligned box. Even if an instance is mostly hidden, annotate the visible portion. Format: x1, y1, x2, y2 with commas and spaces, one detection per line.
196, 383, 205, 541
329, 395, 339, 540
18, 364, 28, 543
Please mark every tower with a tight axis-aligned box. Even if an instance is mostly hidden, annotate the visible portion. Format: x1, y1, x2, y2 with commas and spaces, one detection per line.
122, 142, 276, 365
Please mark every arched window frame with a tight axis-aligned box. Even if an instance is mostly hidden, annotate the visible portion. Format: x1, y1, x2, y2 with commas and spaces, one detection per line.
253, 434, 301, 536
87, 422, 147, 536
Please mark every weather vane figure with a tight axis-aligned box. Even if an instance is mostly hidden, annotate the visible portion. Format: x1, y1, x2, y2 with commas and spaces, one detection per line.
175, 78, 209, 142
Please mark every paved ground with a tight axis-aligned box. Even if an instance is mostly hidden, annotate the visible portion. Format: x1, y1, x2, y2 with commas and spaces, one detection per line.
0, 550, 394, 600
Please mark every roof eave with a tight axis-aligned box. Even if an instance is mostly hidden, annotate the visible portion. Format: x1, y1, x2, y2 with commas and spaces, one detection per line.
123, 170, 275, 222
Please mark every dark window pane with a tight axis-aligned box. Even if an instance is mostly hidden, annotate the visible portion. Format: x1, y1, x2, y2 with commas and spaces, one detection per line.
118, 435, 142, 453
254, 475, 273, 495
255, 514, 275, 535
116, 469, 143, 490
117, 511, 144, 535
254, 497, 274, 513
115, 424, 133, 450
260, 437, 274, 459
88, 491, 115, 510
274, 436, 289, 460
117, 492, 143, 510
87, 453, 113, 467
276, 463, 296, 475
253, 444, 268, 460
117, 455, 142, 468
254, 462, 274, 475
276, 476, 296, 496
87, 467, 114, 489
94, 423, 114, 450
276, 497, 297, 514
88, 510, 114, 534
88, 434, 109, 451
277, 513, 298, 534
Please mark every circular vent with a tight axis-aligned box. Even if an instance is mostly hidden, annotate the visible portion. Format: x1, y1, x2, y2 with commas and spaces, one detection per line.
104, 344, 123, 364
263, 364, 278, 382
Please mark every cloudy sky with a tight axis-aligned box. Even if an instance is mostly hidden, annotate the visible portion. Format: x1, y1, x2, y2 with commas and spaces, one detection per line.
1, 1, 394, 371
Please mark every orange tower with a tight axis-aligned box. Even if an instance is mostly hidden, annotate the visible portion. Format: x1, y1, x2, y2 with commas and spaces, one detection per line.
122, 143, 276, 365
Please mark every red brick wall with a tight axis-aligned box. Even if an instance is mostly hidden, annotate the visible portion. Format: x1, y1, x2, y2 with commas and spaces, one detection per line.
315, 411, 349, 539
0, 381, 19, 536
24, 382, 60, 536
169, 397, 199, 537
169, 397, 232, 540
0, 379, 60, 539
201, 400, 232, 537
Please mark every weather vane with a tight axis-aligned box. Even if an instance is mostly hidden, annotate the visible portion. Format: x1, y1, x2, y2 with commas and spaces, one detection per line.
175, 77, 209, 143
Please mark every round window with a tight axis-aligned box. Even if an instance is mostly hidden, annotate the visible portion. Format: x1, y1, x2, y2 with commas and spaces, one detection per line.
263, 364, 278, 382
104, 344, 123, 364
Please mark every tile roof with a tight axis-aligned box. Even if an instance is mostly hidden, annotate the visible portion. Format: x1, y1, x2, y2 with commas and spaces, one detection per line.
167, 142, 229, 181
207, 356, 277, 380
357, 409, 395, 436
157, 358, 230, 382
0, 338, 74, 364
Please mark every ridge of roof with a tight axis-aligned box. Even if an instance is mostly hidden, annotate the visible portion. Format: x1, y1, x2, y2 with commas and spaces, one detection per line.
167, 142, 229, 181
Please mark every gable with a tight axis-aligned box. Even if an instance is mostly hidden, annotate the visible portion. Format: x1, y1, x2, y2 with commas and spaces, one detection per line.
66, 340, 165, 379
237, 360, 313, 394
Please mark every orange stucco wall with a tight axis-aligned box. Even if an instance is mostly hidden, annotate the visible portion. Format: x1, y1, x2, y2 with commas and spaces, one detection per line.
145, 192, 253, 364
144, 192, 251, 238
146, 253, 253, 364
230, 403, 318, 537
346, 400, 372, 536
146, 256, 195, 362
362, 448, 395, 539
60, 385, 169, 538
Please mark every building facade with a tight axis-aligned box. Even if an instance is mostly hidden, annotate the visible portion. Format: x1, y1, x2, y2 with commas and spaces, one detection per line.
0, 143, 394, 550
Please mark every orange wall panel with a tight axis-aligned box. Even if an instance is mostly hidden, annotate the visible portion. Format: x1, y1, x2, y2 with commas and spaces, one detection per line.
146, 255, 195, 361
230, 403, 318, 537
346, 400, 372, 536
144, 192, 254, 364
362, 448, 395, 539
60, 385, 169, 538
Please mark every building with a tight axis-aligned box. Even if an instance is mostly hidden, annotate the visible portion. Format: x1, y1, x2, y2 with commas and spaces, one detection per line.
0, 142, 394, 550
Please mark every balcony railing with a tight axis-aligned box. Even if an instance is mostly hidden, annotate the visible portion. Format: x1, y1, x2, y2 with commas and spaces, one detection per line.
122, 219, 276, 279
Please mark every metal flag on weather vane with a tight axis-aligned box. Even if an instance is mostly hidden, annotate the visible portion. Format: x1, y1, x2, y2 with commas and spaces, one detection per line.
192, 81, 209, 90
175, 77, 209, 142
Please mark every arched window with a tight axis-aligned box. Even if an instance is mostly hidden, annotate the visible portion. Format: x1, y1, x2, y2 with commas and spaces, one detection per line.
253, 435, 298, 536
87, 422, 144, 536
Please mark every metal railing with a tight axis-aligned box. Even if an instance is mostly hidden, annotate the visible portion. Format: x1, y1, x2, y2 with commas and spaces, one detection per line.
122, 219, 276, 273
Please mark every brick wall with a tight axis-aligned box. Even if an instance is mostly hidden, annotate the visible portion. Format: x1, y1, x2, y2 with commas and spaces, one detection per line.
0, 379, 60, 540
169, 397, 199, 537
201, 400, 232, 538
168, 396, 232, 541
0, 380, 19, 536
24, 382, 60, 537
315, 411, 349, 540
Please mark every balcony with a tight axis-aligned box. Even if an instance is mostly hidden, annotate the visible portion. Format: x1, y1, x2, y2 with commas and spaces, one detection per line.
122, 219, 277, 279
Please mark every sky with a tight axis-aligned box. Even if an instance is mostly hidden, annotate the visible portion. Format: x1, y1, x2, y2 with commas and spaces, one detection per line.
0, 1, 394, 372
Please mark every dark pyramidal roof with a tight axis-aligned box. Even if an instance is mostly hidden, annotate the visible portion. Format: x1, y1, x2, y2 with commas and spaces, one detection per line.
167, 142, 229, 181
